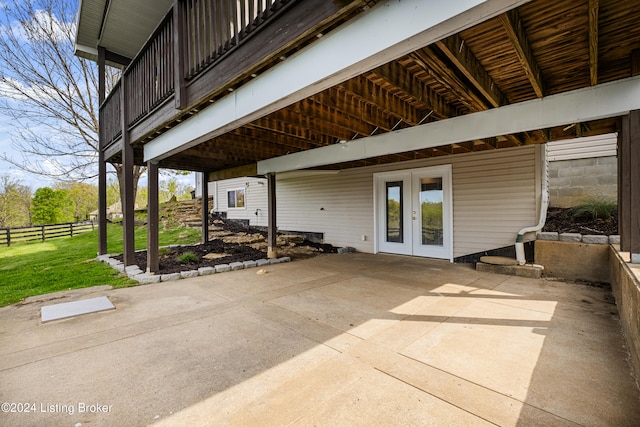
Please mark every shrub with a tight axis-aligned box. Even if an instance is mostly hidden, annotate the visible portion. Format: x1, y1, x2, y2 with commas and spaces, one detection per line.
177, 251, 198, 263
569, 198, 617, 221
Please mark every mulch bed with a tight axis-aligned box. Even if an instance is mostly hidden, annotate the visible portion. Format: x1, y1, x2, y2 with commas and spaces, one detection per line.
542, 207, 618, 236
114, 218, 337, 274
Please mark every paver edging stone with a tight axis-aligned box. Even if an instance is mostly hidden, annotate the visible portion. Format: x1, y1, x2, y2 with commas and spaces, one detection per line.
536, 232, 621, 245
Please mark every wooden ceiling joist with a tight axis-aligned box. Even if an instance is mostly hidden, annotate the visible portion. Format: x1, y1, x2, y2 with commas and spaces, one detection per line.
589, 0, 599, 86
500, 9, 545, 98
372, 62, 458, 119
435, 34, 508, 108
338, 76, 426, 126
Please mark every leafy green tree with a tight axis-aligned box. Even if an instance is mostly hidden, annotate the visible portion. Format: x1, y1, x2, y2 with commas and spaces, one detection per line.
55, 182, 98, 221
31, 187, 74, 225
0, 175, 32, 227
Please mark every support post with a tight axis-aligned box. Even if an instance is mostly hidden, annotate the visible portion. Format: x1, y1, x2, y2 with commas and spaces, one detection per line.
147, 161, 159, 273
267, 173, 278, 259
618, 110, 640, 263
121, 70, 136, 266
98, 46, 108, 255
201, 172, 209, 243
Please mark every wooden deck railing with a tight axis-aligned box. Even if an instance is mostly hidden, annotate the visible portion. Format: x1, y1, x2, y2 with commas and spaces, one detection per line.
125, 13, 175, 127
182, 0, 290, 79
99, 80, 121, 148
98, 0, 294, 149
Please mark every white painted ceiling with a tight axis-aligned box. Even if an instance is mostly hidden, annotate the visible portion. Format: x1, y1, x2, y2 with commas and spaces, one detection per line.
75, 0, 173, 63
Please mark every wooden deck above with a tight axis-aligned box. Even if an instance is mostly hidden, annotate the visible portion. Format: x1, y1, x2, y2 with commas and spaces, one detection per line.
96, 0, 640, 173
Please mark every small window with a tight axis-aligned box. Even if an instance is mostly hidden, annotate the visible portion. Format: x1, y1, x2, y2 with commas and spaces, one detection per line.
227, 188, 245, 208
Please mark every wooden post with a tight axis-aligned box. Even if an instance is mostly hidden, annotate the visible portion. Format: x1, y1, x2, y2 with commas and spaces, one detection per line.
69, 223, 73, 237
267, 173, 277, 259
6, 228, 10, 247
41, 225, 45, 242
147, 161, 159, 274
630, 110, 640, 263
618, 110, 640, 263
121, 69, 136, 266
201, 172, 209, 243
98, 46, 108, 255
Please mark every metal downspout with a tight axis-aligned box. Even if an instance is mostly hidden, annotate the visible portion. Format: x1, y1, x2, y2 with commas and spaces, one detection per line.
516, 144, 549, 265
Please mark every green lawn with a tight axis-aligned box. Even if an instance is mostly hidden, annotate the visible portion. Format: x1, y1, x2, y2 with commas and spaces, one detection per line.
0, 223, 201, 307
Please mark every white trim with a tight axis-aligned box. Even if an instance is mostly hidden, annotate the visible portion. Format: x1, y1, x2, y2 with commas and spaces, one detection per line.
258, 76, 640, 174
374, 165, 453, 261
226, 187, 247, 210
144, 0, 533, 162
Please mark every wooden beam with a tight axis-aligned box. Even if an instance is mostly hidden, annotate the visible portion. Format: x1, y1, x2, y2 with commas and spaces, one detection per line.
632, 49, 640, 77
147, 161, 159, 274
339, 76, 425, 125
500, 9, 545, 98
436, 34, 508, 108
589, 0, 599, 86
630, 110, 640, 258
372, 62, 458, 119
267, 173, 277, 259
121, 73, 136, 266
410, 49, 489, 112
201, 172, 209, 244
98, 47, 108, 256
208, 164, 258, 181
104, 50, 131, 67
258, 76, 640, 174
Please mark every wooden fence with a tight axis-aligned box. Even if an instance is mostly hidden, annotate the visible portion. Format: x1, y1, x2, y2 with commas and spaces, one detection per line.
0, 222, 95, 246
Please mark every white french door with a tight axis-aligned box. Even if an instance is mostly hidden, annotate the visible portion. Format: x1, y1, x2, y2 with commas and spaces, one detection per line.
375, 165, 452, 260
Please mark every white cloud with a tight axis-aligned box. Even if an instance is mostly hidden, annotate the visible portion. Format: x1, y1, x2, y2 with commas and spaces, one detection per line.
1, 8, 74, 44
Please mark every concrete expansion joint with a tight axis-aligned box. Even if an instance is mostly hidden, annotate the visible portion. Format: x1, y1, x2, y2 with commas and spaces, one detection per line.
96, 254, 291, 283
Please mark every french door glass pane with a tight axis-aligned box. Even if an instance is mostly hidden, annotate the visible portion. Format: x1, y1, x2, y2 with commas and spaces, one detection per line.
420, 178, 443, 246
386, 181, 403, 243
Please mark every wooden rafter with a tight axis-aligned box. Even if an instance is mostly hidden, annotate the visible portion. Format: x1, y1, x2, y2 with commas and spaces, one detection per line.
310, 89, 399, 132
338, 76, 425, 125
589, 0, 599, 86
410, 49, 489, 112
500, 9, 544, 98
435, 34, 508, 108
371, 62, 458, 119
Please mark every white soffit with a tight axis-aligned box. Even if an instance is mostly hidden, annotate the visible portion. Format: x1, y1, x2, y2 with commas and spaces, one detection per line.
257, 76, 640, 174
144, 0, 534, 163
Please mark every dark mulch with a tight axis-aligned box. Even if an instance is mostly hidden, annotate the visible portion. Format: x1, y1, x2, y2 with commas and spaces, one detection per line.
114, 218, 337, 274
542, 207, 618, 236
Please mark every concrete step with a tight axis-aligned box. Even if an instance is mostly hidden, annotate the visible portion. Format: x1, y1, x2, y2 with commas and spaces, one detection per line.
476, 261, 543, 279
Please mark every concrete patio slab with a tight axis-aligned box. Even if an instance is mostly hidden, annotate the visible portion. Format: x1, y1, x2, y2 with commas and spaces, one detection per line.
0, 253, 638, 426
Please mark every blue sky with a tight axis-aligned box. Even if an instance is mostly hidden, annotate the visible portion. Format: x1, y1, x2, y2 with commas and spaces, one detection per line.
0, 0, 194, 192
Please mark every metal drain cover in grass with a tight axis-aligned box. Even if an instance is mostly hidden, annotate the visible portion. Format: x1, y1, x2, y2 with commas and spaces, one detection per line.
41, 296, 115, 323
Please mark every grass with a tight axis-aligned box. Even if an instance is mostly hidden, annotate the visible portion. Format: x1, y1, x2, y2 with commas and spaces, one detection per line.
0, 223, 201, 307
177, 251, 199, 264
569, 198, 617, 220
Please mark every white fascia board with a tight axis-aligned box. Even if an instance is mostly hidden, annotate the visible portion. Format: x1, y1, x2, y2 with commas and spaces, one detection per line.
144, 0, 533, 163
258, 75, 640, 174
74, 43, 98, 59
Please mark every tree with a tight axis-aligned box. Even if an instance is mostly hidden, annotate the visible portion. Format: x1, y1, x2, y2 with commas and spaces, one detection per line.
0, 0, 144, 203
31, 187, 74, 224
55, 182, 98, 221
0, 175, 32, 227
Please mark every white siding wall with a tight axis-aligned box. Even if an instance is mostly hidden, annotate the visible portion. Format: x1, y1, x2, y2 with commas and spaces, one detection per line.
277, 145, 540, 258
213, 177, 268, 227
547, 133, 616, 161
